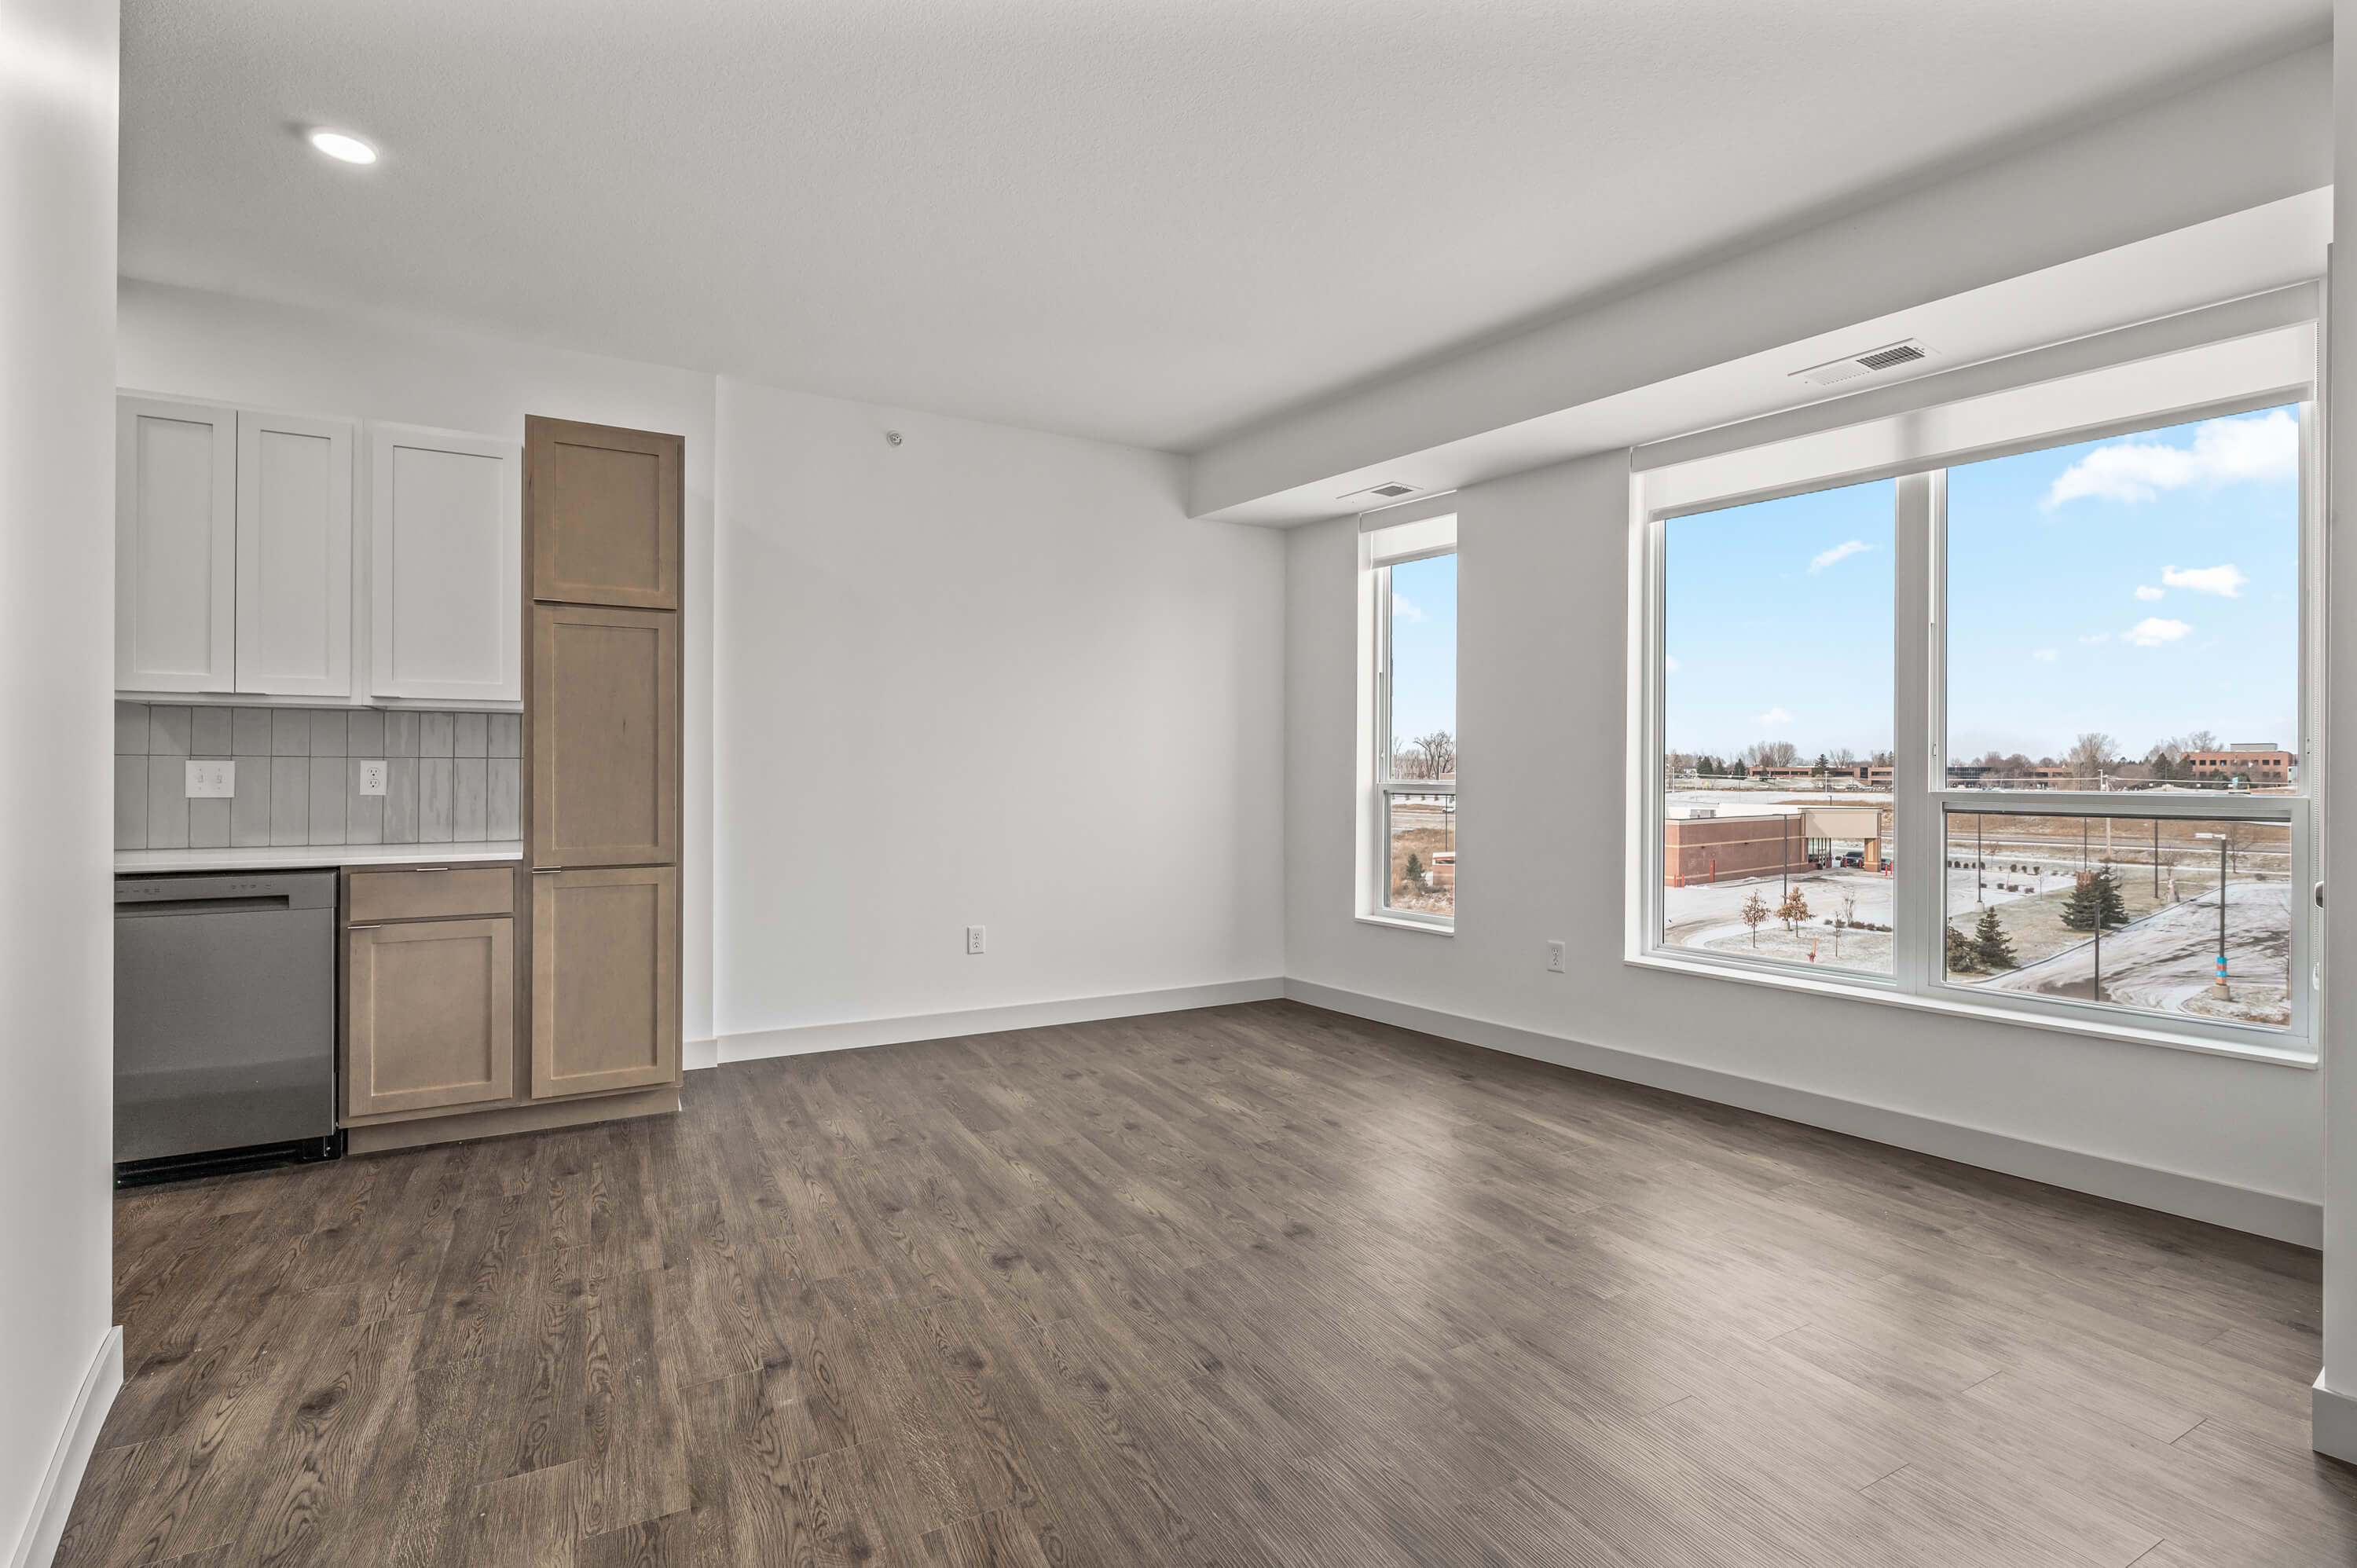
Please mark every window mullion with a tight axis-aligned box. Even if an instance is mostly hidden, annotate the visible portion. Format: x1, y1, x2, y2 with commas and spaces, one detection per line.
1891, 471, 1940, 996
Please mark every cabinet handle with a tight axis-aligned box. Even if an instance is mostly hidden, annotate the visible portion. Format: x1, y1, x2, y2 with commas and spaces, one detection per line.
532, 867, 564, 874
411, 866, 450, 874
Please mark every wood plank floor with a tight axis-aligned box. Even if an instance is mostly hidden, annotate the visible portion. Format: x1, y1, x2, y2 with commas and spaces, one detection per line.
56, 998, 2357, 1566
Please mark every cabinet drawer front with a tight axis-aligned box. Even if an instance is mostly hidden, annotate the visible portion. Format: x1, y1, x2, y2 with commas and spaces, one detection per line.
346, 916, 515, 1119
348, 865, 515, 922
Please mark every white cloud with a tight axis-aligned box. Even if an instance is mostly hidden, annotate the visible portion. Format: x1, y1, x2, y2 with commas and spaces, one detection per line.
2077, 633, 2109, 644
2044, 408, 2298, 508
1391, 592, 1424, 623
2033, 649, 2057, 661
2122, 617, 2193, 648
1756, 706, 1793, 726
1808, 539, 1870, 573
1664, 654, 1680, 674
2134, 584, 2164, 601
2161, 562, 2247, 598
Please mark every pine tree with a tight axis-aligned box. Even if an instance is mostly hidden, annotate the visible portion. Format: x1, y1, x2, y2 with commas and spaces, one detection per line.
1739, 889, 1769, 947
2059, 866, 2128, 932
1971, 903, 2018, 970
1402, 852, 1424, 891
1945, 923, 1978, 974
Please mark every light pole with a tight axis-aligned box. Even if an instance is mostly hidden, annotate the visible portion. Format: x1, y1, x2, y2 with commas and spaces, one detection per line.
1975, 815, 1983, 905
2197, 830, 2230, 999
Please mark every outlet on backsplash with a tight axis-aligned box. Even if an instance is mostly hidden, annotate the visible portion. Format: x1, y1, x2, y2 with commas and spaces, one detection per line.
115, 702, 522, 852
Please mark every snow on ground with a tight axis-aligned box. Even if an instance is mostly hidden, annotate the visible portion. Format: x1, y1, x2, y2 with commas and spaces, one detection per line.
1968, 881, 2290, 1028
1663, 870, 1895, 973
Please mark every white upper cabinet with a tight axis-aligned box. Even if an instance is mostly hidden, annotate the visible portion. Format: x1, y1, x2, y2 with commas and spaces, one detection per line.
235, 410, 354, 698
369, 425, 522, 702
116, 398, 236, 693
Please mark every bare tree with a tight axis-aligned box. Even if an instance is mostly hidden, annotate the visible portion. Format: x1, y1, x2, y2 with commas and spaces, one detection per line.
2176, 729, 2220, 755
1776, 886, 1811, 936
1828, 747, 1857, 768
1413, 731, 1456, 780
1741, 739, 1799, 769
2066, 731, 2119, 783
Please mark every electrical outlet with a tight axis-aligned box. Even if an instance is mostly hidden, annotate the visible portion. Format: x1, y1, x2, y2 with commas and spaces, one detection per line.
357, 760, 388, 796
966, 925, 987, 955
184, 760, 235, 799
1545, 940, 1566, 973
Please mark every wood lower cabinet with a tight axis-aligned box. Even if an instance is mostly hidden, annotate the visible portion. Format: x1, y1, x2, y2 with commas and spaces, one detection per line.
346, 914, 515, 1118
531, 866, 680, 1099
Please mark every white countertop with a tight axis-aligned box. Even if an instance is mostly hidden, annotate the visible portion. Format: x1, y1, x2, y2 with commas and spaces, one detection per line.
115, 841, 525, 874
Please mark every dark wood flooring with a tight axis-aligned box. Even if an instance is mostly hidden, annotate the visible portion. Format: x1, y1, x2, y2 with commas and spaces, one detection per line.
55, 999, 2357, 1566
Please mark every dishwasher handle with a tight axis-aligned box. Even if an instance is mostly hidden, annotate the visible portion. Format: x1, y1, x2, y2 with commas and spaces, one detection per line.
118, 894, 293, 916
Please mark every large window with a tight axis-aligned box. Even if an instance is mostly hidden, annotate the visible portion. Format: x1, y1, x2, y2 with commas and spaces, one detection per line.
1641, 389, 2314, 1058
1661, 480, 1893, 975
1363, 511, 1457, 927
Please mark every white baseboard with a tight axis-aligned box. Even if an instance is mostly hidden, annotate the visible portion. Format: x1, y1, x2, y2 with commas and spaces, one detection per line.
684, 1036, 719, 1072
2315, 1377, 2357, 1464
1285, 978, 2322, 1249
9, 1324, 122, 1568
716, 977, 1287, 1065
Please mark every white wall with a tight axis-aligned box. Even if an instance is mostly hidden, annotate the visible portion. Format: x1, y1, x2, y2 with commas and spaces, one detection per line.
117, 279, 720, 1042
713, 377, 1285, 1053
2314, 0, 2357, 1460
2, 0, 120, 1562
1285, 452, 2322, 1241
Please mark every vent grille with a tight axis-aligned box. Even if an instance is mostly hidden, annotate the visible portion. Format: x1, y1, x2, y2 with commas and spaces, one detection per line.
1368, 482, 1415, 498
1792, 339, 1936, 388
1341, 479, 1424, 504
1855, 343, 1926, 371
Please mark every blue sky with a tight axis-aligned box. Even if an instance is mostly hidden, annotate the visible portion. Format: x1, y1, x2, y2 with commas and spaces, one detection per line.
1389, 551, 1457, 745
1665, 406, 2300, 764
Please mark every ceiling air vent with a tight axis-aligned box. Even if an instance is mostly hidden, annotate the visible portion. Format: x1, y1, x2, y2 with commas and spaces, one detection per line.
1341, 480, 1423, 504
1791, 339, 1936, 388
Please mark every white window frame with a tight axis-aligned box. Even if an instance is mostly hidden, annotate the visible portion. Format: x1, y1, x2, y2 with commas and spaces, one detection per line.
1629, 328, 2322, 1067
1359, 503, 1457, 932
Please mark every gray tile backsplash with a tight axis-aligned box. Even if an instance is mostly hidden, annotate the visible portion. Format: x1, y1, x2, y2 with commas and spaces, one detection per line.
115, 705, 521, 852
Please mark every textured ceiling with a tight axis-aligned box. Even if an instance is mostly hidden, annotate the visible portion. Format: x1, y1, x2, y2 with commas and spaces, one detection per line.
121, 0, 2328, 451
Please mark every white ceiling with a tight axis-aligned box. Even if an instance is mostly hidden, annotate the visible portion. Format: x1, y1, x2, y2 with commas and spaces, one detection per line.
121, 0, 2328, 453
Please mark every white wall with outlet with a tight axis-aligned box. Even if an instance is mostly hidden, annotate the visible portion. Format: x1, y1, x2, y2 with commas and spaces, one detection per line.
713, 377, 1286, 1057
118, 278, 720, 1042
1282, 451, 2323, 1244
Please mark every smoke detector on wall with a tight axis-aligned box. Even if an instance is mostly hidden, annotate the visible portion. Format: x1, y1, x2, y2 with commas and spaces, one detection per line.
1791, 339, 1936, 389
1340, 480, 1423, 504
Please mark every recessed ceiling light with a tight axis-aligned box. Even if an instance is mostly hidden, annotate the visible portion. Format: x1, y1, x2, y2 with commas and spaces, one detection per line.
306, 129, 377, 165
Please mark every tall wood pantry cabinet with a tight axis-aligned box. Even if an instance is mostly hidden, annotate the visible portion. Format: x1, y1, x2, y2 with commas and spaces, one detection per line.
523, 417, 685, 1101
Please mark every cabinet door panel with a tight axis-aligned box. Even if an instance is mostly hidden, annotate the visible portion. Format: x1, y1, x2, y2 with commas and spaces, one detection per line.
530, 603, 679, 866
530, 866, 678, 1099
236, 410, 354, 696
370, 425, 522, 701
346, 916, 515, 1118
526, 416, 681, 608
116, 397, 236, 692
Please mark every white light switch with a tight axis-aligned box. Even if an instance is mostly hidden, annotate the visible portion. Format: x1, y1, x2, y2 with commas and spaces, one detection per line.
358, 760, 387, 796
184, 760, 235, 798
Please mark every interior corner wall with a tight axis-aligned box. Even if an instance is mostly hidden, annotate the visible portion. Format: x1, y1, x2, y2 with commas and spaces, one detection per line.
114, 278, 720, 1042
712, 377, 1285, 1054
2, 0, 120, 1559
1283, 450, 2322, 1240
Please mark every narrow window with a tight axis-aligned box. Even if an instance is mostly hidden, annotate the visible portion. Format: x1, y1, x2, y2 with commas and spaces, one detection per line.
1363, 513, 1457, 928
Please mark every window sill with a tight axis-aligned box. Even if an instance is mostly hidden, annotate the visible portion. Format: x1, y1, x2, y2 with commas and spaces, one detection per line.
1624, 949, 2316, 1069
1356, 911, 1455, 937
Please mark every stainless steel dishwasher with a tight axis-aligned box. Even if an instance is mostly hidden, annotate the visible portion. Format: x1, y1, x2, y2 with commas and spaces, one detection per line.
114, 870, 341, 1184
